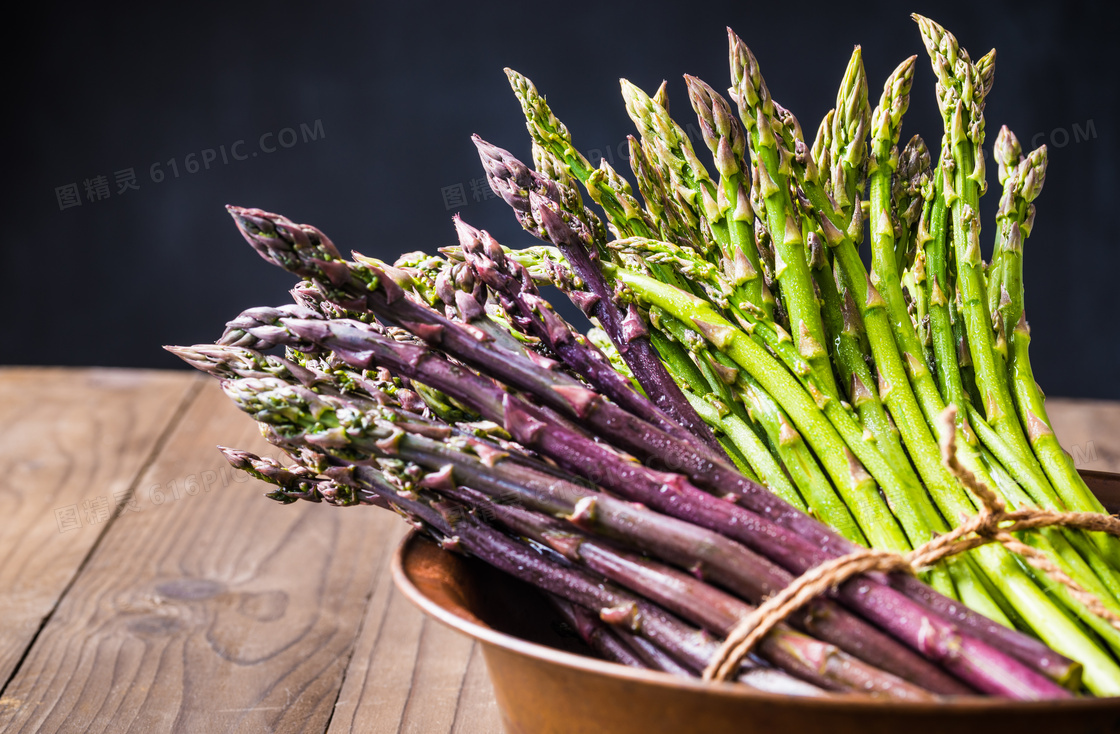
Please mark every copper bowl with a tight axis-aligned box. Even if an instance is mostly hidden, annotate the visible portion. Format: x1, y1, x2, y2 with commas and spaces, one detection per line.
392, 470, 1120, 733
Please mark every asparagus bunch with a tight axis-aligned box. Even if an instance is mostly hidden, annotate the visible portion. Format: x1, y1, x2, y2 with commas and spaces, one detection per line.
485, 16, 1120, 694
165, 12, 1118, 701
172, 190, 1107, 698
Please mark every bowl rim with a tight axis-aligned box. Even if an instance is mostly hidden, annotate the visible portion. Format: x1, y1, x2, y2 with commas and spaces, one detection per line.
393, 529, 1120, 713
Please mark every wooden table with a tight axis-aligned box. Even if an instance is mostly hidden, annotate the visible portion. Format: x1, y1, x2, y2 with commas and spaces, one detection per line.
1, 367, 1118, 733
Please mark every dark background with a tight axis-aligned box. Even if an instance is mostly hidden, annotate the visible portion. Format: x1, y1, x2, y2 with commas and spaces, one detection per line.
7, 0, 1119, 397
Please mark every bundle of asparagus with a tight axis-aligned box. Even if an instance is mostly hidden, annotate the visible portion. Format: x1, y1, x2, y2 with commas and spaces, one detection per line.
462, 13, 1120, 694
167, 14, 1120, 699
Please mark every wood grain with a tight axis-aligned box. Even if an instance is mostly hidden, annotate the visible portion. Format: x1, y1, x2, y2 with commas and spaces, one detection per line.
327, 574, 503, 734
0, 379, 402, 733
0, 367, 200, 688
449, 643, 504, 734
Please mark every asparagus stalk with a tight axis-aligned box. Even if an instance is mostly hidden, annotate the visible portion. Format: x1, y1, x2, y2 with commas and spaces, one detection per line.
914, 15, 1041, 479
553, 571, 698, 677
504, 70, 695, 276
616, 231, 945, 550
894, 135, 931, 280
778, 57, 957, 488
735, 371, 865, 537
612, 625, 697, 677
964, 409, 1120, 618
992, 129, 1102, 516
862, 63, 1013, 606
991, 127, 1120, 573
805, 225, 943, 540
740, 56, 1003, 585
684, 75, 769, 320
217, 446, 384, 507
167, 343, 328, 387
825, 47, 871, 232
473, 137, 721, 451
867, 56, 930, 402
920, 146, 974, 426
213, 311, 1003, 694
648, 322, 791, 493
491, 244, 767, 484
628, 136, 704, 256
719, 21, 1119, 689
227, 206, 706, 459
548, 595, 648, 670
653, 309, 819, 510
454, 217, 699, 448
277, 317, 869, 592
619, 264, 1079, 634
619, 79, 719, 250
727, 30, 839, 401
907, 23, 1120, 687
805, 231, 958, 600
505, 69, 594, 183
651, 304, 852, 529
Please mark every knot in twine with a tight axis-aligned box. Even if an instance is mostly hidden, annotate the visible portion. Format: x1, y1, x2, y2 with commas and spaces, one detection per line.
703, 405, 1120, 683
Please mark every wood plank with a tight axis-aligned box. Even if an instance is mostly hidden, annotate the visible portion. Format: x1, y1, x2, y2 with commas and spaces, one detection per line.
397, 626, 483, 734
0, 379, 402, 733
1047, 398, 1120, 473
449, 643, 503, 734
326, 549, 503, 734
0, 367, 200, 688
322, 519, 413, 734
